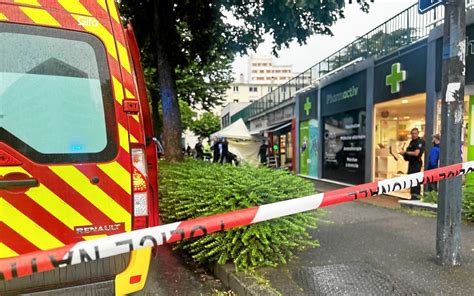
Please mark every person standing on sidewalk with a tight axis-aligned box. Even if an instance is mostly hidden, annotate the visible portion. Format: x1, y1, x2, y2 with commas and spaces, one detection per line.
399, 128, 425, 200
153, 137, 165, 159
427, 134, 441, 192
195, 139, 204, 160
212, 138, 221, 163
186, 145, 192, 157
257, 140, 269, 165
203, 140, 212, 161
220, 137, 229, 164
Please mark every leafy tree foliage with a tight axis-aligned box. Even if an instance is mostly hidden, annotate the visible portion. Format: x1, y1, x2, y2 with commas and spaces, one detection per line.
179, 100, 197, 131
327, 28, 415, 71
190, 112, 221, 139
119, 0, 372, 161
176, 52, 234, 111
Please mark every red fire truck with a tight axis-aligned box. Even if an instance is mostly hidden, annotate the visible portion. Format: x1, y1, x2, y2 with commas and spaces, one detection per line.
0, 0, 159, 294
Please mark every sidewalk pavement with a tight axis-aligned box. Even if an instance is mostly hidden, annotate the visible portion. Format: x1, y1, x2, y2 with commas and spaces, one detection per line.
215, 180, 474, 295
137, 245, 231, 295
259, 200, 474, 295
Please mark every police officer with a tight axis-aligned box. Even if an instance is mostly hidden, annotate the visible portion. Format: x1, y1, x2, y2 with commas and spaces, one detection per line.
195, 139, 203, 160
399, 128, 425, 200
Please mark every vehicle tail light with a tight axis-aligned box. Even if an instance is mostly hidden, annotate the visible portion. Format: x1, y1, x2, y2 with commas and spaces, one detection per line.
129, 275, 142, 284
132, 148, 149, 229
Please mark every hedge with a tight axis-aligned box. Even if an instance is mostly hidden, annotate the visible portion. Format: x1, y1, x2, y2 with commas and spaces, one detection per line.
421, 186, 474, 222
159, 159, 320, 270
463, 179, 474, 222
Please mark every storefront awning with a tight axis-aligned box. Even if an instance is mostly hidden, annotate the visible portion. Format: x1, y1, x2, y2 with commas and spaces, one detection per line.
249, 120, 292, 135
249, 129, 263, 135
266, 121, 292, 133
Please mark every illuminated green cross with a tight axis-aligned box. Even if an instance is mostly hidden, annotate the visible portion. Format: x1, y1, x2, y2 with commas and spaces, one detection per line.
386, 63, 406, 94
304, 97, 312, 116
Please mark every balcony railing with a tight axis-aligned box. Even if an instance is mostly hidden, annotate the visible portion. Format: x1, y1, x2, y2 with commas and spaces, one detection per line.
240, 1, 473, 121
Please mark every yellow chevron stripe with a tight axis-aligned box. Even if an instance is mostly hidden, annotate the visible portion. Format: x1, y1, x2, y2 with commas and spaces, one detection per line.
98, 162, 132, 195
20, 7, 61, 27
106, 0, 120, 24
130, 133, 139, 143
97, 0, 108, 13
0, 13, 8, 21
71, 14, 117, 60
119, 123, 130, 153
0, 243, 18, 259
49, 166, 131, 231
0, 198, 64, 250
26, 183, 91, 230
117, 42, 131, 74
14, 0, 41, 6
0, 167, 28, 176
112, 76, 124, 105
125, 88, 136, 99
132, 115, 140, 123
83, 234, 107, 240
58, 0, 91, 16
0, 167, 91, 230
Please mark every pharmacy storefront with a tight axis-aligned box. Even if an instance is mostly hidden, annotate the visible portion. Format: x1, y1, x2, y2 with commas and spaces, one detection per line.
295, 21, 474, 191
297, 88, 318, 178
320, 70, 367, 185
372, 42, 428, 198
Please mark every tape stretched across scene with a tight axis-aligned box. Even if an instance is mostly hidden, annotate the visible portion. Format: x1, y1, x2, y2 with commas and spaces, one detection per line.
1, 161, 473, 281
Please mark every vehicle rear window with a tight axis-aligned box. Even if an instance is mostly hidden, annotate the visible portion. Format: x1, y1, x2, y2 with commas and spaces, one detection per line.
0, 23, 117, 163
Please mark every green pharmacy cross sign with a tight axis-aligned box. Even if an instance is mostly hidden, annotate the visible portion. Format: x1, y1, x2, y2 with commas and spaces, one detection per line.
386, 63, 406, 94
304, 97, 312, 116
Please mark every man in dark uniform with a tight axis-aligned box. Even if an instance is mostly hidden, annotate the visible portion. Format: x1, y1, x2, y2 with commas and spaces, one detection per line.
399, 128, 425, 200
257, 140, 268, 165
195, 139, 203, 160
212, 138, 221, 163
220, 138, 229, 164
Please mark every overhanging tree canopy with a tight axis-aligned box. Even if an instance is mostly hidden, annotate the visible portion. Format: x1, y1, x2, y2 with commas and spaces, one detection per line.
119, 0, 372, 161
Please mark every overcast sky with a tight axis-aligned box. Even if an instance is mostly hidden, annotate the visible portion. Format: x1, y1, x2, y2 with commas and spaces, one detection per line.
232, 0, 416, 81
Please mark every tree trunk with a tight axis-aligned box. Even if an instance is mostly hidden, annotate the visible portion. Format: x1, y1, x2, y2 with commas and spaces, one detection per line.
153, 1, 183, 162
151, 94, 162, 138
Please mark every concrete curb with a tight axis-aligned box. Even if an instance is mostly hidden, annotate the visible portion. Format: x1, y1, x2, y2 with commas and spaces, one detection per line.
399, 200, 437, 212
212, 263, 279, 296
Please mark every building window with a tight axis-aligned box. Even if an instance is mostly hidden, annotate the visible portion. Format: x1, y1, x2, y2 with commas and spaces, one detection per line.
233, 99, 239, 103
233, 86, 239, 92
249, 87, 258, 92
257, 77, 264, 80
221, 114, 230, 128
259, 70, 265, 73
268, 87, 273, 92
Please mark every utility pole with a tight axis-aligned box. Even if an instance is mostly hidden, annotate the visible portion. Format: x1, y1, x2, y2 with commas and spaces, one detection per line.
437, 0, 465, 266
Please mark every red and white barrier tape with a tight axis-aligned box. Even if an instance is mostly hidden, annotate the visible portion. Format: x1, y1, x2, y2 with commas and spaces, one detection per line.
1, 161, 473, 281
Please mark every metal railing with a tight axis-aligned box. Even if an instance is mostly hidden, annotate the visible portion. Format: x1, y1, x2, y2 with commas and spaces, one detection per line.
238, 1, 473, 121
